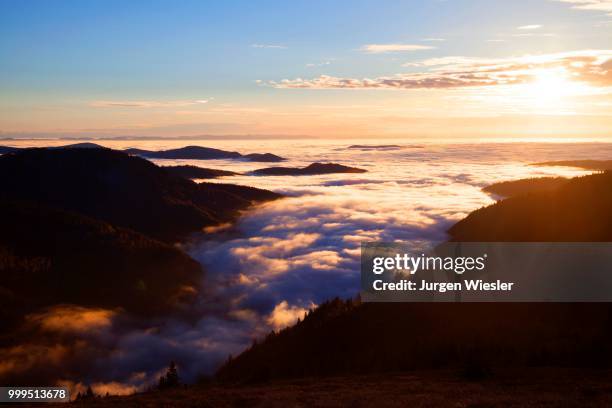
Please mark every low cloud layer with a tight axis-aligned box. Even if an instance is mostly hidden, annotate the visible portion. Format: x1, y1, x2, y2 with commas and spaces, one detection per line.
90, 100, 212, 108
268, 50, 612, 90
4, 141, 612, 394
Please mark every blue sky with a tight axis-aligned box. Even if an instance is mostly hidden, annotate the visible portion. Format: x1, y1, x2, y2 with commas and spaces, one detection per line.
1, 0, 611, 138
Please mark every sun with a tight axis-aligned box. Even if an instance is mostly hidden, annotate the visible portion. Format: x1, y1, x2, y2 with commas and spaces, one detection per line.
531, 72, 572, 98
484, 67, 592, 116
523, 69, 577, 112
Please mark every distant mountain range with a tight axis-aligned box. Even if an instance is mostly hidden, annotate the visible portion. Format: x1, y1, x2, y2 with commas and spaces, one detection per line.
0, 143, 286, 162
124, 146, 285, 162
251, 162, 367, 176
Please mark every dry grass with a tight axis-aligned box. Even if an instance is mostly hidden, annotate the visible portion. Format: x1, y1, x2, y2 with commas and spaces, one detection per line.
46, 368, 612, 407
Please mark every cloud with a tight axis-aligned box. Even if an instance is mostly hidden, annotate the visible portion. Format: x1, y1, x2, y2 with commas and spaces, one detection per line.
58, 380, 138, 399
0, 344, 71, 379
511, 32, 556, 37
90, 99, 212, 108
268, 50, 612, 89
555, 0, 612, 15
27, 305, 116, 334
517, 24, 542, 30
422, 38, 446, 42
306, 61, 332, 68
3, 144, 606, 390
360, 44, 435, 53
267, 301, 314, 330
251, 44, 287, 49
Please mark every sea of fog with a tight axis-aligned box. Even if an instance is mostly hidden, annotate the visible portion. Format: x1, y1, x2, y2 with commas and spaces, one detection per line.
5, 138, 612, 392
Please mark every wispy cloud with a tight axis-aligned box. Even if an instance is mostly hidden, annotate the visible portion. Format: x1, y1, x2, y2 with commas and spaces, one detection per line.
251, 43, 287, 49
360, 44, 435, 54
267, 50, 612, 89
422, 38, 446, 42
90, 99, 212, 108
555, 0, 612, 15
517, 24, 542, 30
511, 32, 556, 37
306, 61, 332, 68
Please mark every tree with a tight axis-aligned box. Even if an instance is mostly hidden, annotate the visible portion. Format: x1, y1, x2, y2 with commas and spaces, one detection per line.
158, 361, 180, 390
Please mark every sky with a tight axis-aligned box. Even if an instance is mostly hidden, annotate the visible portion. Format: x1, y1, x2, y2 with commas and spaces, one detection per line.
0, 0, 611, 139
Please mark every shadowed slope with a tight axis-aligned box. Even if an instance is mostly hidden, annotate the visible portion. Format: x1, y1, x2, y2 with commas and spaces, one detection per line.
482, 177, 568, 198
451, 172, 612, 241
0, 148, 281, 242
0, 200, 202, 327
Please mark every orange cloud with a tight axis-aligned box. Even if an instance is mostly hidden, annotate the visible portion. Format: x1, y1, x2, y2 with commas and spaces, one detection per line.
27, 305, 116, 333
268, 50, 612, 90
57, 380, 138, 399
266, 301, 315, 330
0, 343, 70, 377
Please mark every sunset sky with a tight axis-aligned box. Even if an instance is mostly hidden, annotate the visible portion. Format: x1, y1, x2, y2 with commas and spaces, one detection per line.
1, 0, 611, 139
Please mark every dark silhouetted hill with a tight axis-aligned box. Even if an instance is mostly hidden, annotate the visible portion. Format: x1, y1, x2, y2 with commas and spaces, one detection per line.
216, 171, 612, 383
49, 142, 105, 149
242, 153, 285, 162
532, 159, 612, 171
0, 142, 105, 154
0, 148, 280, 242
217, 298, 612, 382
0, 199, 202, 328
0, 146, 21, 154
125, 145, 242, 160
252, 162, 366, 176
450, 171, 612, 241
125, 146, 286, 162
163, 165, 239, 179
348, 144, 402, 149
482, 176, 568, 198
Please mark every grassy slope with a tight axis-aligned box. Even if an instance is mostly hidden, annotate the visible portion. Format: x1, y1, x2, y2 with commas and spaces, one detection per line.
59, 369, 612, 407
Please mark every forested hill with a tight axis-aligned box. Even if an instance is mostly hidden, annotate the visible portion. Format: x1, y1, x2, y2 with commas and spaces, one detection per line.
450, 171, 612, 241
0, 148, 280, 242
216, 171, 612, 383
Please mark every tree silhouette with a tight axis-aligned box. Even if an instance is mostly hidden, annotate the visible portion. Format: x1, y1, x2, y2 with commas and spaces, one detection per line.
158, 361, 180, 390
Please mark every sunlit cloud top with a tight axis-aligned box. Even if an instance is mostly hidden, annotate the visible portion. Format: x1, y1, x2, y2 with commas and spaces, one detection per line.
556, 0, 612, 15
268, 50, 612, 90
